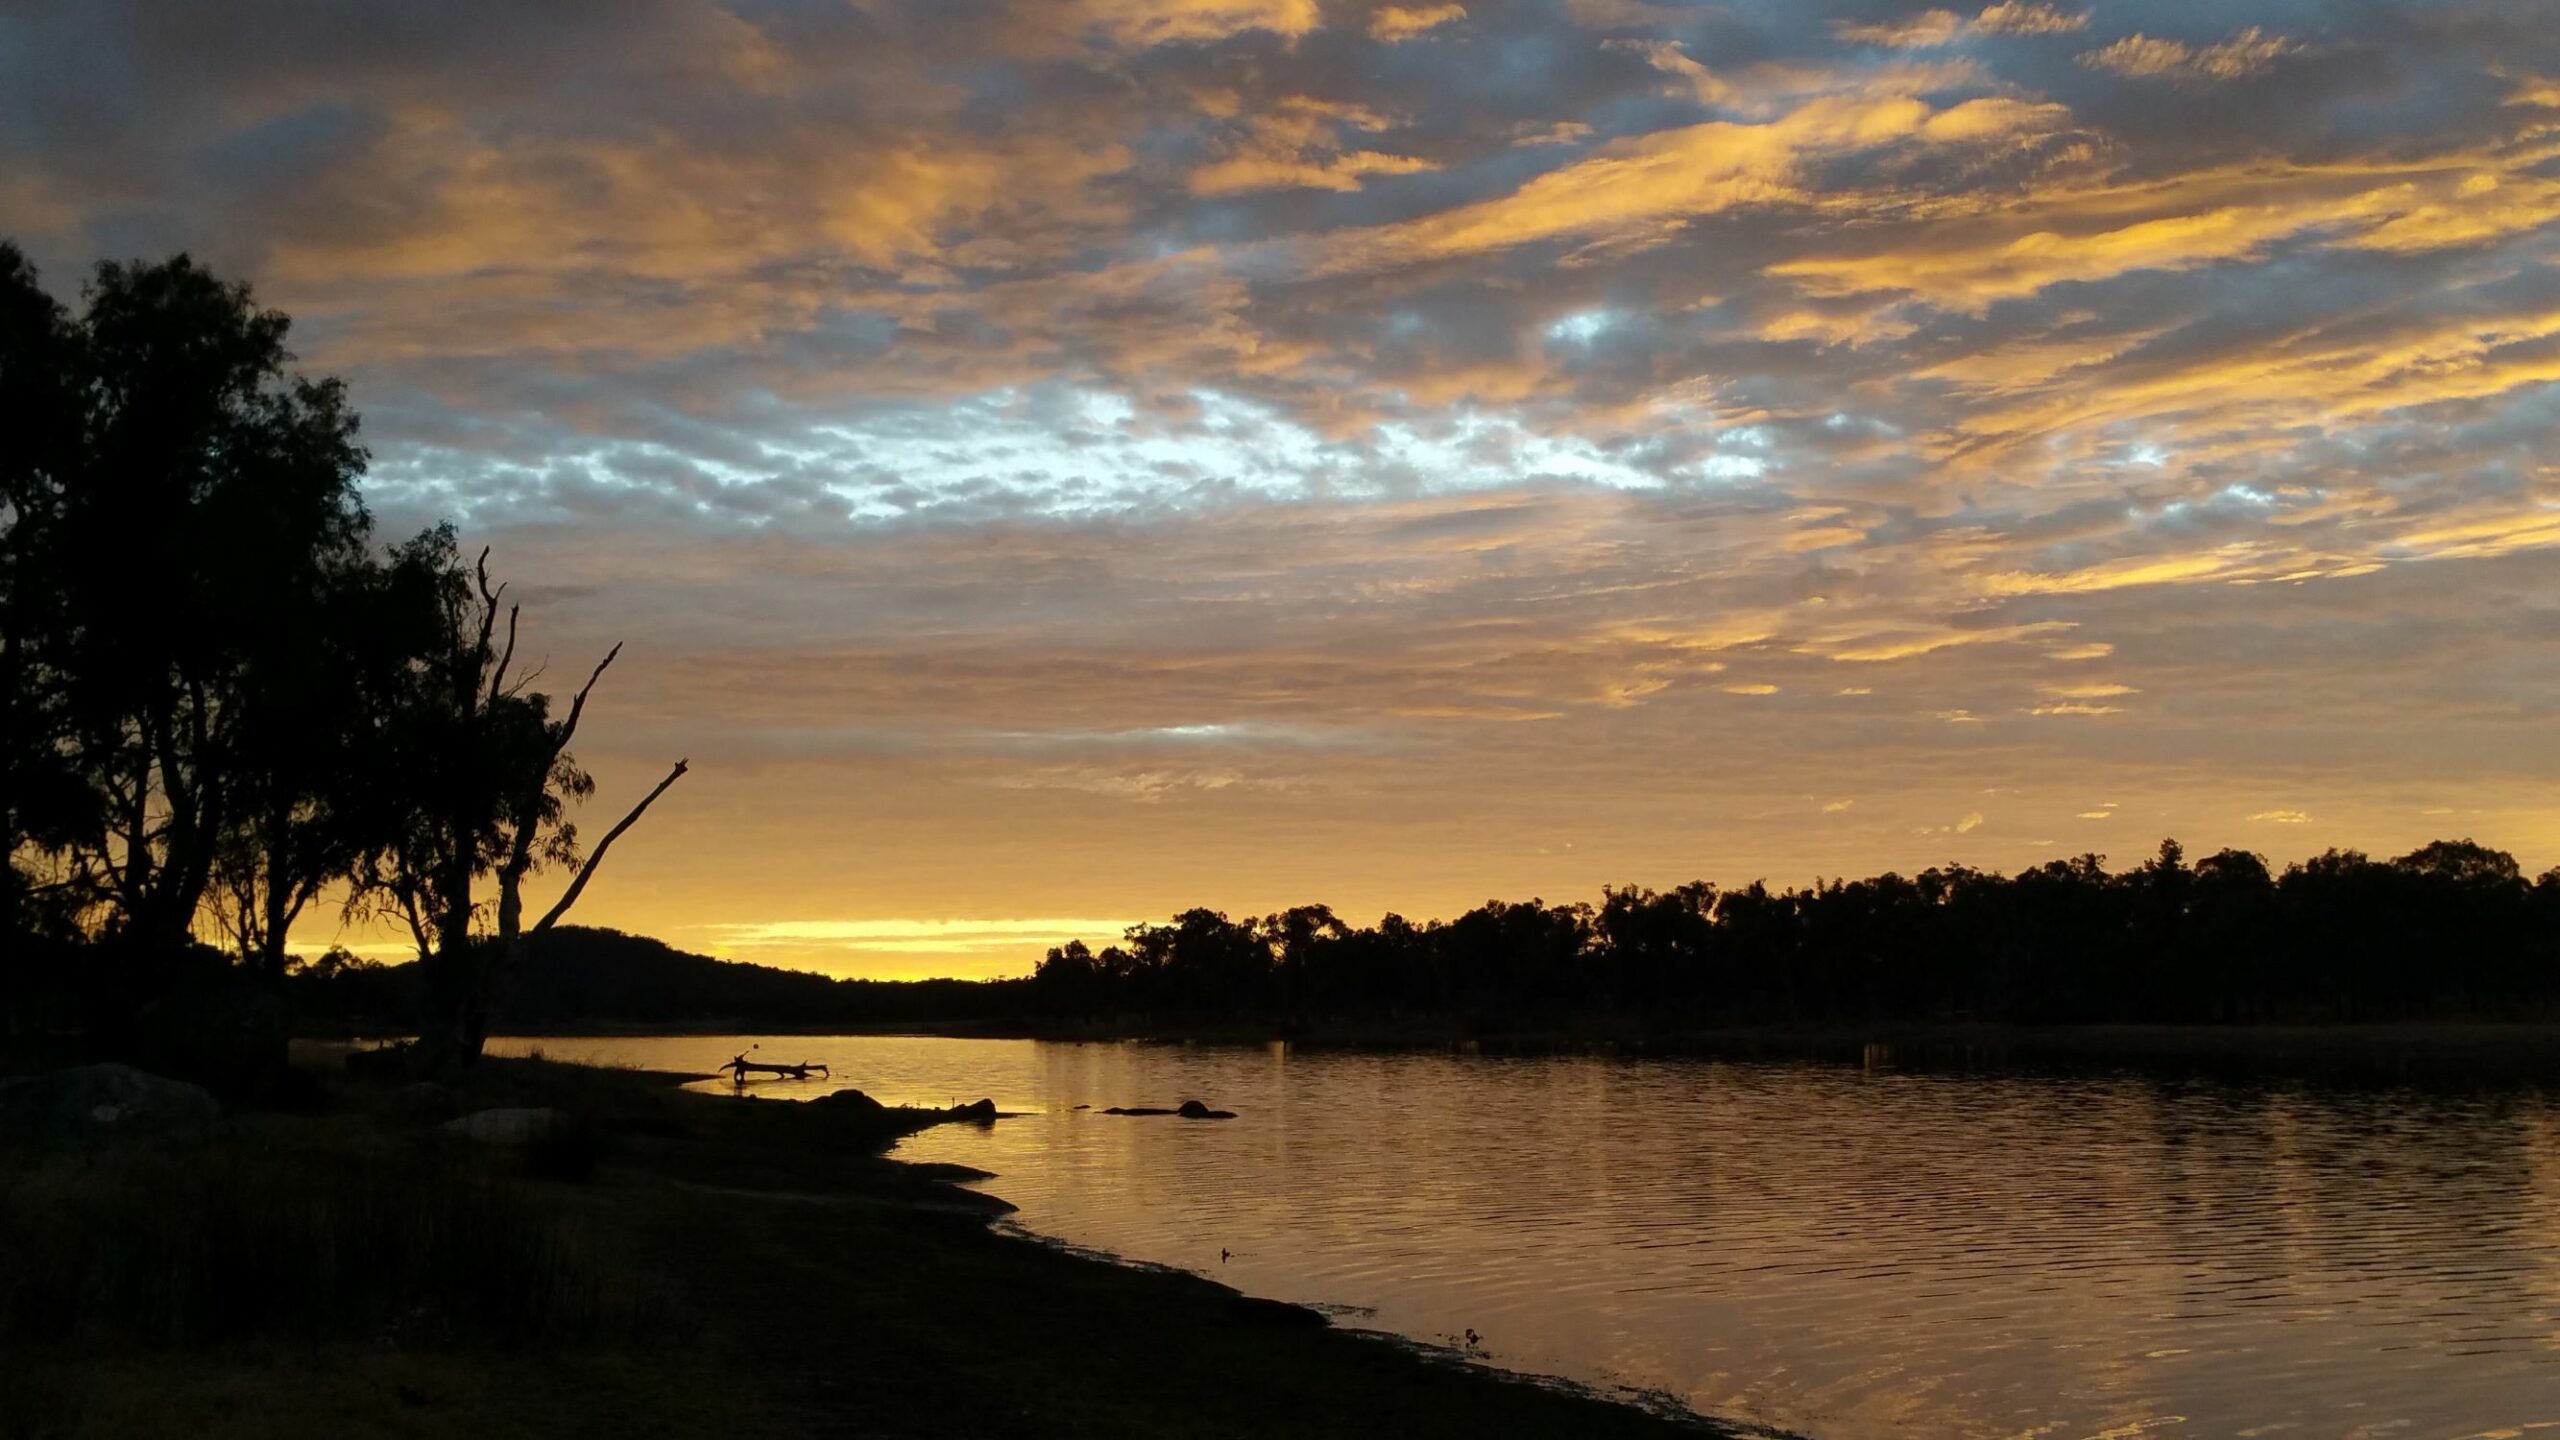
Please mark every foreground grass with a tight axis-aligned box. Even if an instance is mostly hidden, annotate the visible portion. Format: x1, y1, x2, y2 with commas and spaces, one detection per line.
1, 1056, 1719, 1439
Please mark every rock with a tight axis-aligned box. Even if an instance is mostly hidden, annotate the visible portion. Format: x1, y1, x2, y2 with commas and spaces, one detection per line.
438, 1106, 573, 1145
811, 1087, 886, 1116
952, 1098, 997, 1122
0, 1063, 223, 1146
389, 1081, 454, 1121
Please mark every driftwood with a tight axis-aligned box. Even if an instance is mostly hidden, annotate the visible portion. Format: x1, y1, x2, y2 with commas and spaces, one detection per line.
721, 1050, 831, 1084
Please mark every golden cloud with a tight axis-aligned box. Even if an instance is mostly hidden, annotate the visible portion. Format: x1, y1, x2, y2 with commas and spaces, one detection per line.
1370, 4, 1466, 41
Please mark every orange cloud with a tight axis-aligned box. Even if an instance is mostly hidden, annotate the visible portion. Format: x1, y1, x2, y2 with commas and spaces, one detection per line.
1370, 4, 1465, 41
1324, 89, 2068, 270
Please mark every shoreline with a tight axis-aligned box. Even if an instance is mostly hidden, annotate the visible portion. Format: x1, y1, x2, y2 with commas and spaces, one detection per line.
4, 1049, 1735, 1438
454, 1018, 2560, 1081
967, 1212, 1757, 1434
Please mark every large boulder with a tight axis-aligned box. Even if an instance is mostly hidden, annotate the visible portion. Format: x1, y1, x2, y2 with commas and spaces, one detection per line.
810, 1087, 887, 1117
0, 1063, 223, 1147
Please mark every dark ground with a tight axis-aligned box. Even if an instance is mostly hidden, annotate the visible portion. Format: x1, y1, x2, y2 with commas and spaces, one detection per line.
0, 1052, 1729, 1439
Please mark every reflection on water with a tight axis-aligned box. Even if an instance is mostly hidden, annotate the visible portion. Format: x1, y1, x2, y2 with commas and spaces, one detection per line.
489, 1035, 2560, 1439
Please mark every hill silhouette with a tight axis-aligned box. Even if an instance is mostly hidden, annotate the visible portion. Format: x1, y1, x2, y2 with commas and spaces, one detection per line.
288, 927, 1029, 1033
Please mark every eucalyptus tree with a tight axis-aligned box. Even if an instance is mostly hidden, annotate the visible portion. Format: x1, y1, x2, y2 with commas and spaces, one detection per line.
0, 242, 88, 942
208, 543, 449, 977
0, 246, 373, 963
358, 528, 687, 1064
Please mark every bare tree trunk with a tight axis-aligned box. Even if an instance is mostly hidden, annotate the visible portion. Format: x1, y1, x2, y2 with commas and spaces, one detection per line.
531, 759, 687, 936
466, 757, 689, 1064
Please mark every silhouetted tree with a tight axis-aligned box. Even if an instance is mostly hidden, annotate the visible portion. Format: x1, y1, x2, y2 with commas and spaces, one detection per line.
1, 241, 691, 1066
0, 242, 91, 945
0, 247, 375, 978
1017, 836, 2560, 1031
356, 531, 687, 1065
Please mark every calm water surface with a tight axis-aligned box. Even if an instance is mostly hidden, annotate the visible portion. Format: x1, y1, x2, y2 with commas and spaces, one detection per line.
490, 1035, 2560, 1439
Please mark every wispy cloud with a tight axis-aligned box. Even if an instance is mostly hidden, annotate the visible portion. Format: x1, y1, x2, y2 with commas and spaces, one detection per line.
2079, 27, 2298, 84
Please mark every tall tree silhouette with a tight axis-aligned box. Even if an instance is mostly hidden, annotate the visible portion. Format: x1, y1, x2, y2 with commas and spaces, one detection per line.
3, 242, 693, 1063
0, 248, 371, 959
358, 530, 686, 1064
0, 242, 90, 944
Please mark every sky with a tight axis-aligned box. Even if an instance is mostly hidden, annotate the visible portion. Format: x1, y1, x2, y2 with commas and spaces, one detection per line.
6, 0, 2560, 977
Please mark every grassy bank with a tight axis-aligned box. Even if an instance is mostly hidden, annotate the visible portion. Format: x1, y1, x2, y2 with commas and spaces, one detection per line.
0, 1054, 1725, 1439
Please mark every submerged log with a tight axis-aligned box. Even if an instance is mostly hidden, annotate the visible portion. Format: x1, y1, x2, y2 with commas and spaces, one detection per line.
721, 1052, 832, 1083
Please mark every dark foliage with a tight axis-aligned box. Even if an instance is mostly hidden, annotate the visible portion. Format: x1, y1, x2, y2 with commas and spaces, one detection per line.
1025, 839, 2560, 1028
2, 241, 684, 1067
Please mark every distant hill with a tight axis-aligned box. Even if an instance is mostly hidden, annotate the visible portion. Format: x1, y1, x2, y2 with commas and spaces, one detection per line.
288, 926, 1031, 1032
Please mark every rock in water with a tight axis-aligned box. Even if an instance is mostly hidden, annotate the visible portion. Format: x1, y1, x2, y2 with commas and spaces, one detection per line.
1101, 1100, 1238, 1119
0, 1063, 223, 1146
811, 1087, 886, 1116
952, 1098, 997, 1122
439, 1106, 574, 1145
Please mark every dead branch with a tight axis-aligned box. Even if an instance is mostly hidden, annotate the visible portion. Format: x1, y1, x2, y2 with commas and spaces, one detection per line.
554, 642, 622, 754
487, 603, 519, 710
531, 757, 688, 934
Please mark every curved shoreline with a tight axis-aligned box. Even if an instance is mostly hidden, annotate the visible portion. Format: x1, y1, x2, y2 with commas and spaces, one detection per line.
3, 1049, 1739, 1438
881, 1111, 1797, 1440
963, 1208, 1788, 1437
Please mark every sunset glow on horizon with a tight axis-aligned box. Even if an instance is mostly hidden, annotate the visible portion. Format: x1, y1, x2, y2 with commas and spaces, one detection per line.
12, 0, 2560, 977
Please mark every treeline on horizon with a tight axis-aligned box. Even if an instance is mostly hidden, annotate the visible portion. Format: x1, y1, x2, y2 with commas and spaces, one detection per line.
1021, 839, 2560, 1028
1, 241, 685, 1075
292, 838, 2560, 1035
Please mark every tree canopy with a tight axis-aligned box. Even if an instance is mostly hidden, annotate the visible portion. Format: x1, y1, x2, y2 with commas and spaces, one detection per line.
1, 241, 685, 1065
1031, 839, 2560, 1027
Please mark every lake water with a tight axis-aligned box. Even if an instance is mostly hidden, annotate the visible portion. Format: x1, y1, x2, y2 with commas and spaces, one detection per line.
489, 1034, 2560, 1439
